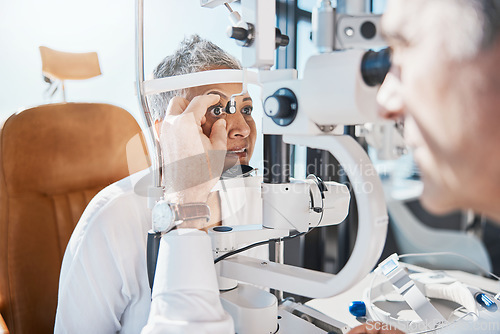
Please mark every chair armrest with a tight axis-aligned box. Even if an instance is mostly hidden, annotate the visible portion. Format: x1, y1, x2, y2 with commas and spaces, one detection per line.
0, 312, 8, 334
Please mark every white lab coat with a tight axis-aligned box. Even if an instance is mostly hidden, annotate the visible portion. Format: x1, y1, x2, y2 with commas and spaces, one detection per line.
141, 230, 234, 334
55, 168, 264, 333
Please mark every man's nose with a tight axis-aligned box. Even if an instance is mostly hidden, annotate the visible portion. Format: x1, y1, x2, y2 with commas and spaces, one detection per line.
227, 111, 251, 138
376, 71, 404, 121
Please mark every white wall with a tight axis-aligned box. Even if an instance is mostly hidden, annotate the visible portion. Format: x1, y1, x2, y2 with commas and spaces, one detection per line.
0, 0, 242, 120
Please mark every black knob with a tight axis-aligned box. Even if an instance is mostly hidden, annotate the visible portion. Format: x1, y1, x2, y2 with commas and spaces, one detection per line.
264, 88, 298, 127
228, 26, 248, 42
264, 95, 292, 118
227, 23, 254, 47
275, 28, 289, 48
360, 21, 377, 40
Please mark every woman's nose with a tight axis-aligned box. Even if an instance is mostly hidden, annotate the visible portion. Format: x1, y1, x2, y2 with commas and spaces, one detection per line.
376, 71, 405, 121
227, 112, 251, 138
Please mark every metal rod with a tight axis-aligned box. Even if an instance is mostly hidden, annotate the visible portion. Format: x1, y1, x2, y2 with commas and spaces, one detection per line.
224, 2, 233, 13
135, 0, 162, 189
338, 0, 370, 14
274, 240, 284, 301
264, 136, 289, 301
268, 2, 296, 300
62, 81, 66, 102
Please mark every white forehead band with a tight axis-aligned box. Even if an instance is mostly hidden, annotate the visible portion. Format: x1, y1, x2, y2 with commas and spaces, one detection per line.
143, 69, 259, 96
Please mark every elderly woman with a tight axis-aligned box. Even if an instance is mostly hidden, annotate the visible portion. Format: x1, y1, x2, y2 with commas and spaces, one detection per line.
55, 35, 260, 333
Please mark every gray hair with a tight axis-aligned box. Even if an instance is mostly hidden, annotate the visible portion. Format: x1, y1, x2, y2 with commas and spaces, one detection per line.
443, 0, 500, 59
147, 35, 241, 122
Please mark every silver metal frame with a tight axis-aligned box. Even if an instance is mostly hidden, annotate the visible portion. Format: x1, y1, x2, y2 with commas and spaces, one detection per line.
135, 0, 162, 190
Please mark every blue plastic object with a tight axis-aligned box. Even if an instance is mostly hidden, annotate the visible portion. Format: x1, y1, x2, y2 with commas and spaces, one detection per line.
476, 293, 498, 311
349, 301, 367, 317
213, 226, 233, 232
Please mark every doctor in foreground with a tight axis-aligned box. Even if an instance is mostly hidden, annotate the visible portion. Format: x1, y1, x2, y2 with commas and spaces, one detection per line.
350, 0, 500, 333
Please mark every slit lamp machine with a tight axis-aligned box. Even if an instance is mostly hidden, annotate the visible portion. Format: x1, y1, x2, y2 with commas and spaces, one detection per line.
134, 0, 407, 333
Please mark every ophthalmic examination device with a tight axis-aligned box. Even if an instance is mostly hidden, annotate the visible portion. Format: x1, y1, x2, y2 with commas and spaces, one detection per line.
133, 0, 407, 332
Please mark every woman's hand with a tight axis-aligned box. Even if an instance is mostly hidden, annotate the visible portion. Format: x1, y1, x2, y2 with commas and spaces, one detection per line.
160, 95, 227, 204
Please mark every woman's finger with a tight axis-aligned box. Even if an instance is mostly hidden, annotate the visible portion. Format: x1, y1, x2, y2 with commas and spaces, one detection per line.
165, 96, 190, 116
184, 95, 221, 125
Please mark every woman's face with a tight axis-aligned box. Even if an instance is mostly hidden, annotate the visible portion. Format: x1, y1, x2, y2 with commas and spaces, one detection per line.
186, 82, 257, 171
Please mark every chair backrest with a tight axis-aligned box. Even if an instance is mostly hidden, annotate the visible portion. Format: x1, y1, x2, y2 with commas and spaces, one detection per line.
0, 103, 150, 334
39, 46, 101, 81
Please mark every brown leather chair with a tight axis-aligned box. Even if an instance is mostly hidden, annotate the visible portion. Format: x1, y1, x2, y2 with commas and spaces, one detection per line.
0, 103, 150, 333
1, 313, 7, 334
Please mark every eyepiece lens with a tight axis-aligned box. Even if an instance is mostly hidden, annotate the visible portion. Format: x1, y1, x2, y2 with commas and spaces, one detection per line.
361, 47, 392, 87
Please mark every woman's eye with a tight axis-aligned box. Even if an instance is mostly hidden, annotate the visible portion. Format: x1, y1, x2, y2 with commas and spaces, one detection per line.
242, 106, 253, 115
208, 105, 225, 117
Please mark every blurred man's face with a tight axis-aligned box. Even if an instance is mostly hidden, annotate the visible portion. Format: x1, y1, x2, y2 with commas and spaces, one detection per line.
378, 0, 500, 215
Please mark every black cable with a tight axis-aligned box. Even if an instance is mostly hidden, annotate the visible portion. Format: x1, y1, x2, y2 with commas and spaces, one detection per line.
214, 231, 306, 264
214, 198, 324, 264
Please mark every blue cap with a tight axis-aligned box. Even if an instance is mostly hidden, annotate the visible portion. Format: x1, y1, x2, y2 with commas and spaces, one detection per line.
213, 226, 233, 232
349, 301, 366, 317
476, 293, 498, 311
